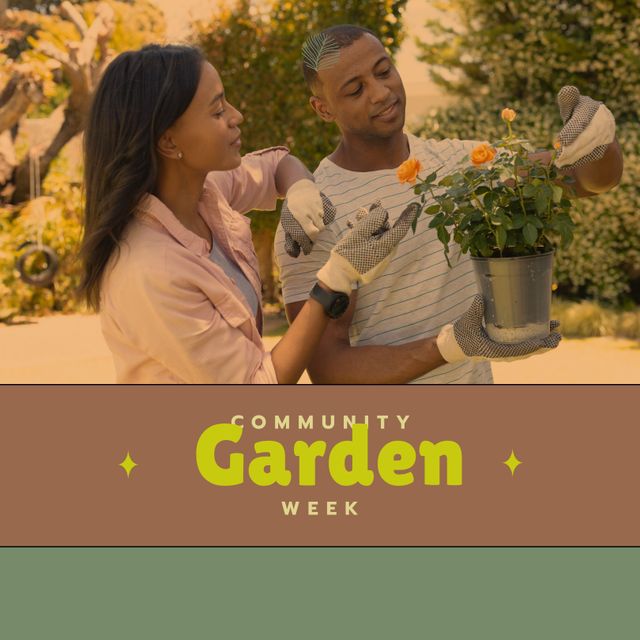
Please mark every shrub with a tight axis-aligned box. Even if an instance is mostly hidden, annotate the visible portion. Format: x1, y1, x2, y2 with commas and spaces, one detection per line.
551, 299, 640, 339
0, 161, 84, 320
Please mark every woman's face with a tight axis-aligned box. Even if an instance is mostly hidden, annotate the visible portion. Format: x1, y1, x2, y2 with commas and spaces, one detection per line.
164, 61, 244, 173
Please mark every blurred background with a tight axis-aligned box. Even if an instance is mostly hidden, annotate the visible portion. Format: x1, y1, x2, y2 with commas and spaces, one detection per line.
1, 0, 639, 382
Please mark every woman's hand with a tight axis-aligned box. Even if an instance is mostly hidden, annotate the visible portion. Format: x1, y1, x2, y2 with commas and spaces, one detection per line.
280, 187, 336, 257
316, 200, 420, 294
283, 179, 328, 246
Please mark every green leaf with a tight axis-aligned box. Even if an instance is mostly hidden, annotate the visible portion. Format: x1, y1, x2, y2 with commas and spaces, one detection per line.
496, 226, 507, 251
424, 204, 441, 216
511, 212, 526, 229
437, 225, 450, 247
535, 189, 549, 215
560, 227, 574, 249
442, 199, 455, 214
552, 185, 564, 203
483, 192, 496, 210
475, 233, 492, 257
428, 212, 446, 228
496, 211, 512, 229
523, 222, 538, 245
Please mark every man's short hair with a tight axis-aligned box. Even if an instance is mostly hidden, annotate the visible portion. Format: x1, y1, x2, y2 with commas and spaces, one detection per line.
302, 24, 378, 93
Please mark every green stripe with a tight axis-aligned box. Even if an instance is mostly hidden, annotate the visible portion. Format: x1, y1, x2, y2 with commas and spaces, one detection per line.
0, 549, 637, 638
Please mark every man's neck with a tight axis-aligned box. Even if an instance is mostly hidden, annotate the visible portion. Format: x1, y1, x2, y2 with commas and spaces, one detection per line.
329, 131, 410, 172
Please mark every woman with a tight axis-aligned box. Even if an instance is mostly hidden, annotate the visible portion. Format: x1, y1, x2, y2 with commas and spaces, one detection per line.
79, 44, 416, 384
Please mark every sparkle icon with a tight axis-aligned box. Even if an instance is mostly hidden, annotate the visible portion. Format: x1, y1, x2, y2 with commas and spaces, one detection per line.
503, 450, 522, 477
118, 452, 138, 478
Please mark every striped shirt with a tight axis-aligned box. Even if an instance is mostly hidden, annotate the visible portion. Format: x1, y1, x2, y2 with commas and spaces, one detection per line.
274, 132, 493, 384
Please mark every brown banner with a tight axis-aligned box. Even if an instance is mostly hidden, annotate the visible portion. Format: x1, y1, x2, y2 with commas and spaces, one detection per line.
0, 385, 638, 546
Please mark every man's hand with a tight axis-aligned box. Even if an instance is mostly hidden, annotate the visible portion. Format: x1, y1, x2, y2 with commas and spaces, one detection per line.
554, 86, 616, 169
437, 295, 561, 363
280, 186, 336, 257
316, 200, 420, 294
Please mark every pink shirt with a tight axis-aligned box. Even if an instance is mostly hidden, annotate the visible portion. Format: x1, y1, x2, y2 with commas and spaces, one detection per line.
100, 146, 290, 383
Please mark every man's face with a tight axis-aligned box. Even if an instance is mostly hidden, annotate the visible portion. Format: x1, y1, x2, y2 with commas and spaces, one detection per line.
312, 34, 406, 138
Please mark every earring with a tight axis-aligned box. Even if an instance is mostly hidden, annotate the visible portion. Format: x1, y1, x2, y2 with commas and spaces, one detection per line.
177, 151, 183, 159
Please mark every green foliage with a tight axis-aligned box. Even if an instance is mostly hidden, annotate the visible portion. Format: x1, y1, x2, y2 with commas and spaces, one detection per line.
551, 299, 640, 339
193, 0, 408, 302
415, 1, 639, 304
100, 0, 166, 52
0, 176, 84, 320
411, 112, 575, 265
419, 0, 640, 124
5, 1, 93, 13
415, 101, 640, 304
193, 0, 408, 233
0, 0, 165, 319
2, 0, 165, 105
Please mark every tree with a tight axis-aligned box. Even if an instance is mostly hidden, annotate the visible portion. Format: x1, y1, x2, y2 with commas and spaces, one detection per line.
418, 0, 640, 123
4, 0, 92, 13
194, 0, 408, 302
415, 0, 640, 304
0, 0, 165, 204
0, 0, 165, 320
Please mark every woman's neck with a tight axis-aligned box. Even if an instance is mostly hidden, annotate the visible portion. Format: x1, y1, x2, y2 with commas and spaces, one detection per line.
155, 164, 211, 243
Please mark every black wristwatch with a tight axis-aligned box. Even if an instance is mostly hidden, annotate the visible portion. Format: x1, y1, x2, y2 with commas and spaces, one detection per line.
309, 282, 350, 319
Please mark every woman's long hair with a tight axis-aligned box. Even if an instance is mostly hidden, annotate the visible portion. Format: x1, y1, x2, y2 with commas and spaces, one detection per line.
78, 44, 205, 310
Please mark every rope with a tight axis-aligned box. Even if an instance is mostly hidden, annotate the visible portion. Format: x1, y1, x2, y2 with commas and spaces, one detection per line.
29, 148, 44, 251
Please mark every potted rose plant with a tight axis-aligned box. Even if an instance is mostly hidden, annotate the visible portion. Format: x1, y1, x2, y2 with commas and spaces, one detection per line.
399, 108, 576, 343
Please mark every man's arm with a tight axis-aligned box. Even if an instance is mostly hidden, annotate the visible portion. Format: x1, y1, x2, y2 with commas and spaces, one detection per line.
528, 137, 623, 198
285, 292, 446, 384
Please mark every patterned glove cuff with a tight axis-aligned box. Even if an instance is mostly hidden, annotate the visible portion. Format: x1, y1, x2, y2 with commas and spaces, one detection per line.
286, 178, 316, 197
436, 324, 467, 364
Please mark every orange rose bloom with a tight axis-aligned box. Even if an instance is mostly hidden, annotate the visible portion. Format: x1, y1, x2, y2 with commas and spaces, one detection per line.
501, 108, 517, 122
397, 158, 422, 184
470, 143, 497, 165
553, 138, 562, 150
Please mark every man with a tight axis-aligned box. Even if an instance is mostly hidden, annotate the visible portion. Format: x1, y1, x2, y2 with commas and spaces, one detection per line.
274, 25, 623, 384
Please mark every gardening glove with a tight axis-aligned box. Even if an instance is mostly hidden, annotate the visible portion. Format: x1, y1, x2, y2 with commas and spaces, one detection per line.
436, 295, 562, 363
316, 201, 420, 294
281, 180, 335, 257
554, 85, 616, 169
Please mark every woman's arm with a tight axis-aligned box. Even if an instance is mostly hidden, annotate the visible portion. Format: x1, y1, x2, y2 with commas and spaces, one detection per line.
269, 283, 332, 383
274, 154, 315, 195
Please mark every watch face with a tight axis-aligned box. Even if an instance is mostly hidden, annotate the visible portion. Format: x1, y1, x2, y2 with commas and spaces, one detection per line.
329, 294, 350, 318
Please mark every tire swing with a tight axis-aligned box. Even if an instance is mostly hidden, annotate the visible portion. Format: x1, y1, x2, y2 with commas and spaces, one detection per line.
16, 149, 59, 290
16, 242, 59, 288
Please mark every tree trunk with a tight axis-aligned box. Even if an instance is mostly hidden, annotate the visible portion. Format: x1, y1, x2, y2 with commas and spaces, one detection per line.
252, 226, 277, 303
11, 105, 84, 203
